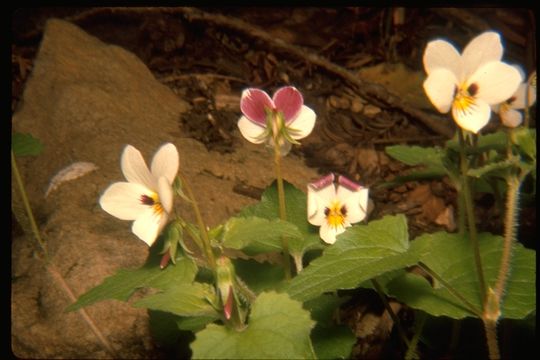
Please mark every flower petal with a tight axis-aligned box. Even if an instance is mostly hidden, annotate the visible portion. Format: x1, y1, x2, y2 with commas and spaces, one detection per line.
339, 187, 369, 224
423, 68, 458, 113
151, 143, 179, 184
121, 145, 156, 189
319, 222, 347, 244
469, 62, 522, 105
132, 207, 167, 246
510, 83, 536, 109
500, 108, 523, 128
462, 32, 503, 80
238, 116, 267, 144
99, 182, 151, 220
452, 98, 491, 133
157, 176, 173, 213
307, 180, 337, 226
423, 39, 462, 78
240, 89, 273, 125
273, 86, 303, 123
287, 106, 316, 140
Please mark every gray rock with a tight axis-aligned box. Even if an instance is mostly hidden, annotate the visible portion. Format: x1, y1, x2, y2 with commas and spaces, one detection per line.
12, 18, 189, 359
12, 18, 320, 359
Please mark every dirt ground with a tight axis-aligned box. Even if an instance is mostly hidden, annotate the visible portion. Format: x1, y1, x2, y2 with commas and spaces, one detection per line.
11, 7, 536, 359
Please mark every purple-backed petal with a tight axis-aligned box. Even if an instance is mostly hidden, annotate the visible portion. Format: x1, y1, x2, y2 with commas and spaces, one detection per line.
309, 173, 335, 191
240, 89, 273, 125
273, 86, 303, 123
337, 175, 361, 191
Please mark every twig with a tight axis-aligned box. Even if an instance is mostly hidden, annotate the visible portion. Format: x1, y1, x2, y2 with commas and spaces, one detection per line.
19, 7, 454, 138
47, 264, 117, 357
178, 7, 455, 138
158, 72, 248, 84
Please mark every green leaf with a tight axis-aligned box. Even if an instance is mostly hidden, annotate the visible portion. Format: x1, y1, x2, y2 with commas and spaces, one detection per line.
385, 145, 445, 171
305, 294, 355, 359
134, 282, 219, 317
233, 258, 285, 294
387, 232, 536, 319
176, 315, 219, 332
467, 159, 518, 178
511, 127, 536, 160
286, 215, 428, 302
149, 310, 185, 346
446, 131, 508, 154
191, 291, 316, 359
311, 325, 355, 359
66, 257, 198, 311
221, 216, 303, 255
239, 180, 323, 257
12, 132, 44, 156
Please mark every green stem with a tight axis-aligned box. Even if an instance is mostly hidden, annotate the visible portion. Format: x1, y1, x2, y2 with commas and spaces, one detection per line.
457, 188, 466, 237
494, 175, 520, 303
405, 311, 426, 360
371, 278, 411, 349
11, 150, 49, 260
457, 128, 486, 303
178, 173, 216, 272
418, 262, 483, 318
274, 147, 292, 280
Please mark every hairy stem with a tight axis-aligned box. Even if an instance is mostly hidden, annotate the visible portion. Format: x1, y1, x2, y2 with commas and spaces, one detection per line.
494, 175, 520, 303
457, 129, 486, 303
274, 148, 292, 280
178, 173, 216, 272
483, 319, 500, 360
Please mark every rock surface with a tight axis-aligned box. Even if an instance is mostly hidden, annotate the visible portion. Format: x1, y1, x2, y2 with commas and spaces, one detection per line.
12, 19, 319, 358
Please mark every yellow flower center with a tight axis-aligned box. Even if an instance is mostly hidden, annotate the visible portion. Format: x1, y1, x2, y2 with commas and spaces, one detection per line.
140, 193, 164, 215
324, 201, 347, 228
453, 82, 479, 117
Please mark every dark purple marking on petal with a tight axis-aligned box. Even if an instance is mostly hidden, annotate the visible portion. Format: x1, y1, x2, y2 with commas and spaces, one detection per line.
324, 207, 330, 216
506, 96, 517, 105
240, 88, 274, 125
309, 173, 335, 190
467, 83, 479, 97
140, 194, 155, 206
337, 175, 361, 191
273, 86, 303, 124
340, 205, 348, 216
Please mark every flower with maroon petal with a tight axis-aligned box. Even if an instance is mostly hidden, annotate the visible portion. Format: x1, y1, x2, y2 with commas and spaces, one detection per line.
99, 143, 179, 246
237, 86, 316, 156
307, 173, 369, 244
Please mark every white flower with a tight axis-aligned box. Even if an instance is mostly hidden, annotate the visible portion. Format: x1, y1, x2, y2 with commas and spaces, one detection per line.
307, 173, 369, 244
99, 143, 179, 246
237, 86, 316, 156
423, 31, 522, 133
492, 70, 537, 128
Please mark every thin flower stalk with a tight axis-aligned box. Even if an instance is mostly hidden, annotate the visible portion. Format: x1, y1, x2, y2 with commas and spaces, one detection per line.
457, 129, 487, 303
274, 146, 292, 280
178, 172, 217, 272
11, 150, 49, 260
